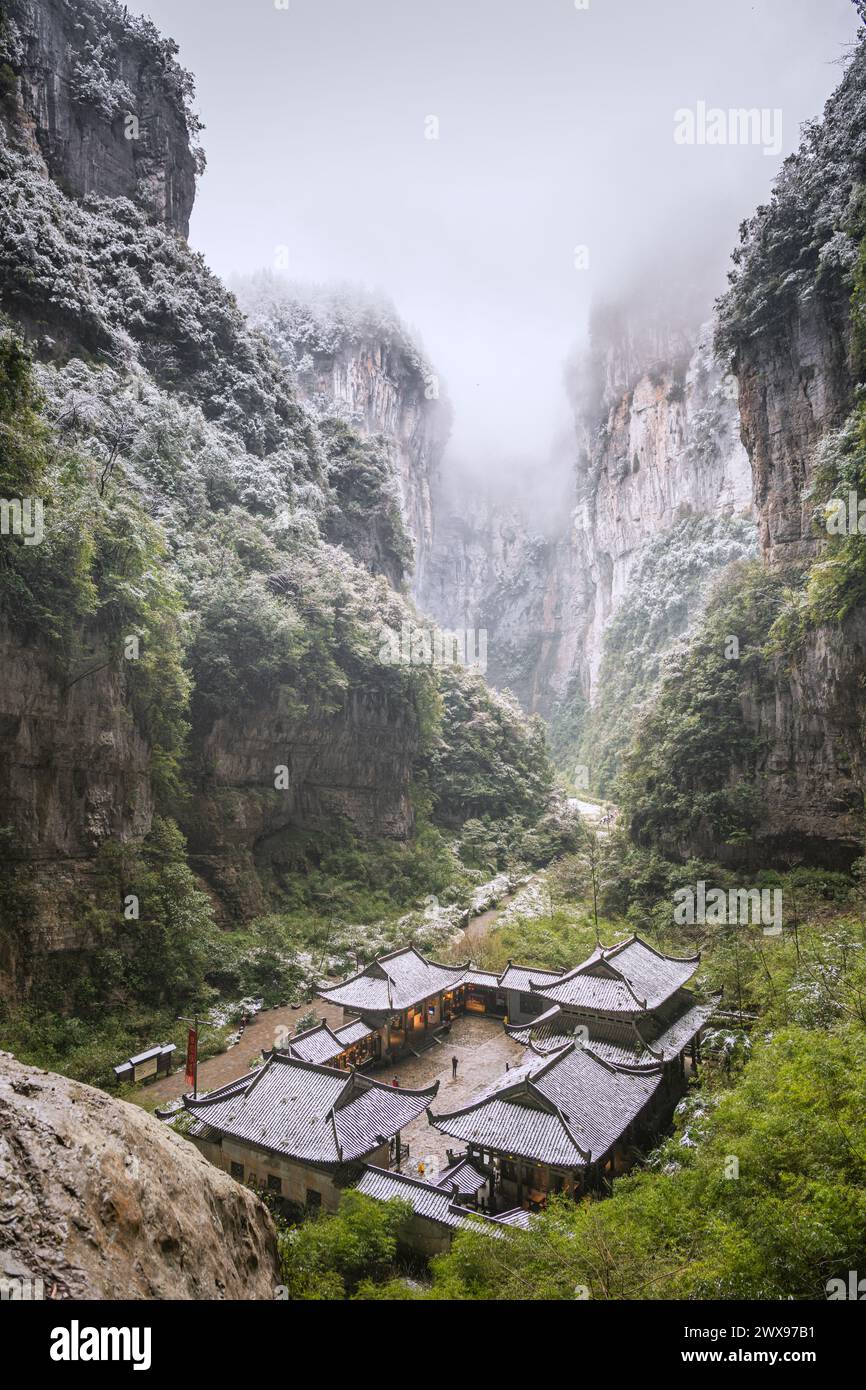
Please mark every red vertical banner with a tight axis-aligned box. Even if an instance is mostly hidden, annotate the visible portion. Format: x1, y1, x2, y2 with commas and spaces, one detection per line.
185, 1028, 198, 1088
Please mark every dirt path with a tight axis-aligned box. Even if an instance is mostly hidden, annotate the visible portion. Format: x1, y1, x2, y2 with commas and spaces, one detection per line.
461, 873, 544, 947
142, 998, 349, 1104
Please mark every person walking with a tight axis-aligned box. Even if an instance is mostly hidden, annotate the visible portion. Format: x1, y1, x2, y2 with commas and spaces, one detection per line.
451, 1055, 458, 1080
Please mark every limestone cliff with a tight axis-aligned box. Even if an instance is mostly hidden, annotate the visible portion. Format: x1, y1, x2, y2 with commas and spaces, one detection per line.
0, 1051, 279, 1299
2, 0, 199, 236
705, 32, 866, 864
561, 318, 754, 704
234, 277, 450, 592
0, 4, 436, 983
184, 689, 420, 919
418, 482, 562, 710
733, 287, 854, 562
420, 320, 754, 731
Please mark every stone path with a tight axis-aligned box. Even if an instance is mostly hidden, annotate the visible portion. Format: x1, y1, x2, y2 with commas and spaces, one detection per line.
394, 1014, 523, 1178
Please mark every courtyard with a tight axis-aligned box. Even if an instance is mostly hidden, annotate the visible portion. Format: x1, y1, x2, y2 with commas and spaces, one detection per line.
385, 1013, 524, 1176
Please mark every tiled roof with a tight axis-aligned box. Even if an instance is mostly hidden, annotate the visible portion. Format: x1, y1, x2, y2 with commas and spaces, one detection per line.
318, 946, 468, 1015
354, 1166, 502, 1232
463, 968, 501, 988
505, 1003, 568, 1046
647, 992, 720, 1060
508, 990, 719, 1066
335, 1018, 374, 1046
430, 1042, 663, 1166
319, 946, 576, 1017
433, 1155, 489, 1196
508, 1007, 655, 1066
498, 963, 562, 993
533, 935, 699, 1015
495, 1207, 533, 1229
285, 1021, 345, 1065
281, 1017, 374, 1064
182, 1053, 437, 1165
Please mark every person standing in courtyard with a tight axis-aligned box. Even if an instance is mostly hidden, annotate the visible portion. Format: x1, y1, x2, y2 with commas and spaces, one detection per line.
451, 1055, 458, 1080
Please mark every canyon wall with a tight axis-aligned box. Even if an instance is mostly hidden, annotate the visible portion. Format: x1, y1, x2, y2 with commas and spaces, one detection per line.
183, 688, 419, 919
3, 0, 198, 236
722, 252, 863, 864
420, 320, 754, 720
562, 319, 754, 703
0, 5, 440, 986
234, 279, 450, 593
735, 285, 855, 562
709, 33, 866, 866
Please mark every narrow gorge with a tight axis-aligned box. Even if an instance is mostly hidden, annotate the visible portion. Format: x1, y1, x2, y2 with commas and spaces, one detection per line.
1, 0, 866, 1317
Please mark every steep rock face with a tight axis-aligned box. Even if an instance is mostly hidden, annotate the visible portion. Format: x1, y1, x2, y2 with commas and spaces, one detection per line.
740, 609, 866, 866
0, 11, 439, 986
569, 321, 753, 700
0, 1052, 280, 1299
318, 339, 443, 589
0, 624, 152, 984
185, 690, 419, 918
735, 286, 854, 562
0, 624, 152, 868
724, 289, 863, 863
233, 281, 449, 592
3, 0, 198, 235
701, 34, 866, 864
421, 323, 753, 720
418, 487, 562, 710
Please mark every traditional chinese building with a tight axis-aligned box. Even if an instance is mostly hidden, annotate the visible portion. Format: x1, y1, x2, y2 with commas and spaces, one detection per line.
179, 935, 717, 1230
428, 1039, 667, 1211
353, 1165, 530, 1255
317, 946, 471, 1059
505, 934, 719, 1079
279, 1017, 377, 1070
180, 1051, 438, 1213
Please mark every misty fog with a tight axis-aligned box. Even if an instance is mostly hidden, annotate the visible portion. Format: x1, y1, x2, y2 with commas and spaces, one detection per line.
128, 0, 857, 505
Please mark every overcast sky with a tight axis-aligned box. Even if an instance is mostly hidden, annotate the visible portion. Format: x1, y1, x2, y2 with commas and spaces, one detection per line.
128, 0, 857, 484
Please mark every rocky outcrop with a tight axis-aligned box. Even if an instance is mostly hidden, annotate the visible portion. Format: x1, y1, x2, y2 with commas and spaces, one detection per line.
0, 624, 152, 869
0, 1051, 280, 1299
320, 339, 445, 590
418, 485, 563, 711
234, 279, 450, 592
569, 321, 753, 699
0, 624, 152, 985
2, 0, 198, 236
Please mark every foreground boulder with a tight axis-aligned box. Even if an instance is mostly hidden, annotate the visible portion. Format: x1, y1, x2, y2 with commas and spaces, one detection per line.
0, 1053, 280, 1299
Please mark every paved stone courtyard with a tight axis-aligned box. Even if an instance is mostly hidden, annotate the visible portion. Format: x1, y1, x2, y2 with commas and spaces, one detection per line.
388, 1014, 523, 1177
